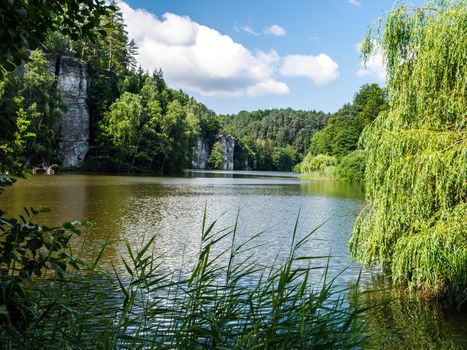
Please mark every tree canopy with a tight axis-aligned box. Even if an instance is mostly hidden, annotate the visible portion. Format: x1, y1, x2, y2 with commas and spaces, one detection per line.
350, 0, 466, 300
221, 108, 328, 170
0, 0, 113, 75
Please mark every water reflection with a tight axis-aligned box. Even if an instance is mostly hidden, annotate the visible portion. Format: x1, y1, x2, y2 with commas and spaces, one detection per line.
353, 275, 467, 349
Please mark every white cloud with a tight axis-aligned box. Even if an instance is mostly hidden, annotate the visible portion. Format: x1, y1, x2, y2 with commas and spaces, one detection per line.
118, 1, 339, 97
280, 54, 340, 85
240, 25, 260, 36
356, 45, 386, 81
348, 0, 362, 7
263, 24, 286, 36
119, 1, 288, 97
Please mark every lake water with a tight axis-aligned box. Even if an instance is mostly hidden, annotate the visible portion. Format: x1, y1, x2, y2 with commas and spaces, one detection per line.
1, 171, 465, 349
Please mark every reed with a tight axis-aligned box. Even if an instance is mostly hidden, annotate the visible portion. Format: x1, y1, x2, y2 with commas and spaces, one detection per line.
1, 210, 368, 349
111, 212, 367, 349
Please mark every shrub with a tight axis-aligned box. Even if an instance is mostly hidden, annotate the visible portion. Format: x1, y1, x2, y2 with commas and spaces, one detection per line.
299, 154, 337, 175
335, 150, 367, 183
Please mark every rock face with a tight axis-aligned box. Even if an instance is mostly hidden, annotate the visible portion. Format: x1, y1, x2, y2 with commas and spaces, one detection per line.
217, 134, 235, 170
191, 135, 236, 170
192, 137, 210, 169
55, 56, 90, 168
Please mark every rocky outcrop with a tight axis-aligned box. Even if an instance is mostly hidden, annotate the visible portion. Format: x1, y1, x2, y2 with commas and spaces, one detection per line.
192, 137, 210, 169
55, 56, 89, 168
217, 134, 235, 170
191, 135, 236, 170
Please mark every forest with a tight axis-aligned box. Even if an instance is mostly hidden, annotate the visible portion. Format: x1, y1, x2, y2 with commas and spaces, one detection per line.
0, 6, 220, 173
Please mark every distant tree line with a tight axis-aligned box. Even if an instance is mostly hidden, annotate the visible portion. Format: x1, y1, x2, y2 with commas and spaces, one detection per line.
298, 83, 388, 182
220, 109, 329, 171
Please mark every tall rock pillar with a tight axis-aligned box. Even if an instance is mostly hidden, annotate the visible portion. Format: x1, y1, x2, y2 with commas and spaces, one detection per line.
192, 138, 210, 169
56, 56, 90, 168
217, 134, 235, 170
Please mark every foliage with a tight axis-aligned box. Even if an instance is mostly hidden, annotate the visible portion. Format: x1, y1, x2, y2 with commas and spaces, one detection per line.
299, 154, 338, 174
98, 92, 144, 170
350, 0, 467, 301
0, 207, 89, 346
334, 150, 367, 183
309, 104, 362, 158
18, 51, 66, 165
271, 146, 297, 171
221, 108, 328, 170
233, 139, 255, 170
0, 0, 113, 75
92, 73, 206, 172
0, 50, 65, 186
309, 84, 387, 159
44, 31, 77, 57
208, 142, 224, 170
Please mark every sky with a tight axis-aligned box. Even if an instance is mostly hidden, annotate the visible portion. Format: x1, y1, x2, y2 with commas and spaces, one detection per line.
118, 0, 404, 115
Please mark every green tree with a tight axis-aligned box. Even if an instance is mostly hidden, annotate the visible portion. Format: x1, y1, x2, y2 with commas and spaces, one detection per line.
19, 50, 65, 165
272, 146, 297, 171
208, 142, 224, 170
221, 108, 327, 170
309, 84, 387, 159
334, 150, 367, 183
350, 0, 466, 300
0, 0, 113, 75
160, 100, 192, 171
0, 50, 65, 172
299, 154, 337, 174
99, 92, 144, 170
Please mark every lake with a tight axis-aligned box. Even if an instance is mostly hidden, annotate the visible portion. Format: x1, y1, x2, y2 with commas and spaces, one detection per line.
1, 171, 466, 349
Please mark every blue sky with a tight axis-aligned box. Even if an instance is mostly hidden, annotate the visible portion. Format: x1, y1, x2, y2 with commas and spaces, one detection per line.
119, 0, 406, 114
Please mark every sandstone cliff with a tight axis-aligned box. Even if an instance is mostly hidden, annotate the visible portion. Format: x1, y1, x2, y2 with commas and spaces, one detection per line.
53, 56, 90, 168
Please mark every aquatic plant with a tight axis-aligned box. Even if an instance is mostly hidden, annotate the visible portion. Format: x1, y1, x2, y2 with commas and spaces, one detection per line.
350, 0, 467, 302
0, 210, 368, 349
111, 212, 367, 349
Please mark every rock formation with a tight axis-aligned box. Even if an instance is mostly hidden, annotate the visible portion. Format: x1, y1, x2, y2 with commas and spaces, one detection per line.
191, 135, 235, 170
192, 137, 210, 169
217, 134, 235, 170
54, 56, 90, 168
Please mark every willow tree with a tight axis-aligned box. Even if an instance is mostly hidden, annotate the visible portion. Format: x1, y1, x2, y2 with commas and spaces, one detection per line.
350, 0, 466, 301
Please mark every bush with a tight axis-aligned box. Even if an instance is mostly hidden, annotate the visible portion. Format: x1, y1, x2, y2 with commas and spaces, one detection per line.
271, 146, 297, 171
335, 150, 367, 183
299, 154, 337, 174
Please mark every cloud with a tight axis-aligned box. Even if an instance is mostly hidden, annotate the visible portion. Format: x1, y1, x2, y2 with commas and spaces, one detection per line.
356, 46, 386, 81
237, 24, 286, 37
280, 54, 340, 85
240, 25, 260, 36
119, 1, 288, 97
118, 1, 339, 97
263, 24, 286, 36
348, 0, 362, 7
